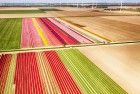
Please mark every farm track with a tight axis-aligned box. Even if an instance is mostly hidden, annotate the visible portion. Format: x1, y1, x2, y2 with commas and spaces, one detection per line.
0, 40, 140, 54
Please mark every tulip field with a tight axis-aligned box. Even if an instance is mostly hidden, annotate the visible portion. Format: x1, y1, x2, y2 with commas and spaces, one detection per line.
0, 49, 127, 94
0, 17, 97, 50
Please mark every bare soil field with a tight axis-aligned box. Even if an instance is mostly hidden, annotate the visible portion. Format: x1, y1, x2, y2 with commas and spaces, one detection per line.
62, 16, 140, 42
45, 7, 140, 17
46, 10, 133, 17
102, 16, 140, 25
78, 43, 140, 94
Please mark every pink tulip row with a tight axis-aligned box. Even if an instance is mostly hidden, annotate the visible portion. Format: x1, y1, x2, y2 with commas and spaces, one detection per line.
21, 18, 43, 48
48, 18, 93, 44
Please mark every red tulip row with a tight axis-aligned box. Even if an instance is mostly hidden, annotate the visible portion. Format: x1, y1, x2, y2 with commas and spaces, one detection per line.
36, 52, 61, 94
40, 18, 79, 45
14, 52, 44, 94
36, 18, 63, 45
44, 51, 81, 94
0, 54, 12, 94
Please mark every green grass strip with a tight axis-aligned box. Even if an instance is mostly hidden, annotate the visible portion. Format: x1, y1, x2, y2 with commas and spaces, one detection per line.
0, 19, 10, 38
1, 19, 17, 49
0, 18, 22, 50
4, 54, 17, 94
57, 49, 127, 94
6, 18, 22, 49
0, 10, 45, 14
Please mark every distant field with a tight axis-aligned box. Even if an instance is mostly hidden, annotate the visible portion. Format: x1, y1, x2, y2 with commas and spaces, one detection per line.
105, 8, 140, 12
0, 10, 45, 14
40, 8, 62, 11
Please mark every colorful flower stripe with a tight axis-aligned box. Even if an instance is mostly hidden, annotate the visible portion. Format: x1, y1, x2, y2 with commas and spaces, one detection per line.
44, 51, 81, 94
36, 52, 61, 94
32, 18, 48, 46
21, 18, 31, 48
0, 54, 12, 94
20, 17, 97, 49
48, 18, 93, 44
14, 52, 44, 94
21, 18, 43, 48
28, 18, 43, 47
4, 54, 16, 94
40, 18, 79, 45
36, 18, 62, 45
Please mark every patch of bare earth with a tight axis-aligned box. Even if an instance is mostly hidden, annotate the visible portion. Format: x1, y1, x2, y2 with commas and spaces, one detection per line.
62, 16, 140, 42
79, 43, 140, 94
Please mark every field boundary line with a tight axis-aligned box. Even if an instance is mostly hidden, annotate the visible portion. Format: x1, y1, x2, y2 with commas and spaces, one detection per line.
0, 40, 140, 54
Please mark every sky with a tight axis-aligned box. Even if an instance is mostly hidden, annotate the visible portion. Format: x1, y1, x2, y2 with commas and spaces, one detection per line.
0, 0, 139, 3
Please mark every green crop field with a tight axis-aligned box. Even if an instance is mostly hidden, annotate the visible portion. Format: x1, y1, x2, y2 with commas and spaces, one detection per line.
0, 18, 22, 50
0, 10, 45, 14
58, 49, 127, 94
